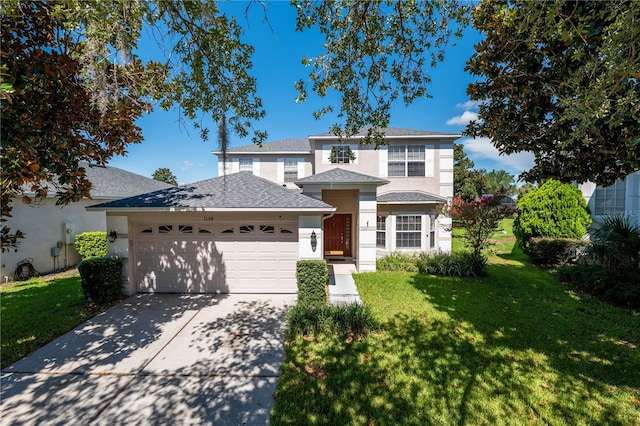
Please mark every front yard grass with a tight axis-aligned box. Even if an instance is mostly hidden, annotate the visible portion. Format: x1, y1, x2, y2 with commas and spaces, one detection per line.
0, 270, 111, 369
272, 221, 640, 425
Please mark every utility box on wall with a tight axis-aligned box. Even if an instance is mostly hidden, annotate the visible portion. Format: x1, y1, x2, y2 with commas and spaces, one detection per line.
63, 222, 75, 244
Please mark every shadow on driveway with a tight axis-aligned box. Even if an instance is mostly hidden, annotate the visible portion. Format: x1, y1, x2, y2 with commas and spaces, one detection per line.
1, 293, 295, 425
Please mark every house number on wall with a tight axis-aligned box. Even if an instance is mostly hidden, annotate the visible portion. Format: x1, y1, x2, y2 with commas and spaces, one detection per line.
203, 216, 214, 221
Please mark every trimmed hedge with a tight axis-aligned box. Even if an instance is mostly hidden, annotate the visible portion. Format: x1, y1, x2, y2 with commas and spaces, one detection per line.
78, 257, 123, 304
75, 232, 108, 259
296, 260, 328, 306
528, 237, 590, 267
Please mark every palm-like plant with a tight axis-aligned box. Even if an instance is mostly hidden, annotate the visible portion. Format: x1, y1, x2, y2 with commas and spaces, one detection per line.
591, 215, 640, 272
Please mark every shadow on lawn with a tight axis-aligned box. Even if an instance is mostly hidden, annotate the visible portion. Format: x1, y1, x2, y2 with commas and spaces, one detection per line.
406, 265, 640, 425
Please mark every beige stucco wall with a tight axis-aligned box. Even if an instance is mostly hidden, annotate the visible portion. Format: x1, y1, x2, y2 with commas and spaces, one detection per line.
310, 137, 455, 197
2, 198, 107, 279
218, 154, 313, 188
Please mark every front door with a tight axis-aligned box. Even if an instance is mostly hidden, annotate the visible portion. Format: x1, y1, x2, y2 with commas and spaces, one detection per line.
324, 214, 352, 257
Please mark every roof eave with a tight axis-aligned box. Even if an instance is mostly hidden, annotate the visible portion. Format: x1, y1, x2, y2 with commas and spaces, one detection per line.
86, 206, 336, 213
309, 134, 461, 140
377, 200, 447, 205
211, 151, 312, 155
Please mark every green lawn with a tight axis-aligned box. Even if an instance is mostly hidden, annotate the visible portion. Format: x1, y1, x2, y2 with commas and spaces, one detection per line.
0, 270, 111, 369
272, 220, 640, 425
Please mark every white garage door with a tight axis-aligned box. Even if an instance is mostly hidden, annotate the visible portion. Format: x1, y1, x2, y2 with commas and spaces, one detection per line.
133, 222, 298, 293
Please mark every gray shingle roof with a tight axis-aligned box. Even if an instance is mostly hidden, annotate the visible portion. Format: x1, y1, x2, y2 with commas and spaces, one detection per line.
310, 127, 460, 138
88, 172, 334, 211
21, 163, 173, 199
85, 163, 173, 199
213, 138, 311, 154
295, 168, 389, 185
377, 191, 447, 203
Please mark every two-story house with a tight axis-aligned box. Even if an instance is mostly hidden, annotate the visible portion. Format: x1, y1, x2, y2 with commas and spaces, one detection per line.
90, 128, 458, 295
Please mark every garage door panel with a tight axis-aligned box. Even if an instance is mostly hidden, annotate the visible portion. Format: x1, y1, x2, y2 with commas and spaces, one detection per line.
134, 225, 298, 294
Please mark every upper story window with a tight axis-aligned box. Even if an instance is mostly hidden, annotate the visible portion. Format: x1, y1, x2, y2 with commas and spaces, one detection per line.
239, 158, 253, 173
388, 145, 427, 177
329, 145, 356, 164
594, 179, 625, 215
284, 158, 298, 182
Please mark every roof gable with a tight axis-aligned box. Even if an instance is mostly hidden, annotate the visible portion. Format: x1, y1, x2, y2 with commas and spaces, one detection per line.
89, 172, 334, 211
295, 168, 389, 185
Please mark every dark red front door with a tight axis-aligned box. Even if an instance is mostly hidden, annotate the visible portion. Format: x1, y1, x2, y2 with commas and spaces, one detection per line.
324, 214, 351, 257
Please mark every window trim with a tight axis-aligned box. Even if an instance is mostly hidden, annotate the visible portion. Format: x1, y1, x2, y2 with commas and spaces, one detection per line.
376, 215, 387, 248
387, 144, 433, 177
593, 179, 626, 216
394, 214, 423, 249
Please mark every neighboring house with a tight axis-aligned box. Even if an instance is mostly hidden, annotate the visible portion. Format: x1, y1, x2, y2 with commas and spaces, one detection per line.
579, 171, 640, 228
90, 127, 458, 295
1, 164, 171, 280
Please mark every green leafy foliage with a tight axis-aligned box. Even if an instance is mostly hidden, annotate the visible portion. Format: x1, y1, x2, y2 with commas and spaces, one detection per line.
74, 232, 108, 259
376, 252, 419, 273
528, 237, 590, 267
513, 180, 591, 252
286, 303, 378, 338
151, 168, 177, 186
417, 251, 483, 278
448, 190, 512, 273
78, 257, 123, 304
591, 215, 640, 273
466, 0, 640, 186
296, 260, 328, 307
557, 264, 640, 308
293, 0, 471, 144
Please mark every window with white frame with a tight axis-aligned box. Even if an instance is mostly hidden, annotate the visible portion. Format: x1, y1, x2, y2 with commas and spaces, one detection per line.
239, 158, 253, 173
429, 215, 436, 248
396, 215, 422, 248
329, 145, 356, 164
376, 216, 386, 248
284, 158, 298, 182
388, 145, 428, 177
594, 179, 626, 215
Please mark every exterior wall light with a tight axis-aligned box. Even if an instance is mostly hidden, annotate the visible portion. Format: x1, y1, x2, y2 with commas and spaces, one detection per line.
108, 230, 118, 243
310, 230, 317, 252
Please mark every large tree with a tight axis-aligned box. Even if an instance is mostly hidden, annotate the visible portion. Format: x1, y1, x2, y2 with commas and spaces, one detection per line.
466, 0, 640, 186
1, 0, 472, 250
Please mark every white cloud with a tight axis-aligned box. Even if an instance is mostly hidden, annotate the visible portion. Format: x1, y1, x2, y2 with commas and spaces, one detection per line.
456, 100, 480, 111
460, 137, 536, 175
446, 110, 479, 126
181, 160, 195, 170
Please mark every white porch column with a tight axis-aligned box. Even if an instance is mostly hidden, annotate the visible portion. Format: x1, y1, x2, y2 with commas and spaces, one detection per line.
106, 215, 133, 295
359, 191, 378, 272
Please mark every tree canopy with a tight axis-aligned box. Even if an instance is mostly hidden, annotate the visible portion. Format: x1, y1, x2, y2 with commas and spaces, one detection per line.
466, 0, 640, 186
152, 168, 178, 186
1, 0, 470, 250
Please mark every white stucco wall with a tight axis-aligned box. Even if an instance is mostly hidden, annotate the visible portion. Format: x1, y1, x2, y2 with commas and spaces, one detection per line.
299, 215, 323, 260
358, 191, 378, 272
2, 198, 106, 279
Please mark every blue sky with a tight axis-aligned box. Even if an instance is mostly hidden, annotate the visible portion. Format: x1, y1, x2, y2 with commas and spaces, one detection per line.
108, 1, 535, 184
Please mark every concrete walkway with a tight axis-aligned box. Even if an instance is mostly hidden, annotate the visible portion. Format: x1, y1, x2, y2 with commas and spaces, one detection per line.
327, 263, 362, 305
1, 293, 295, 426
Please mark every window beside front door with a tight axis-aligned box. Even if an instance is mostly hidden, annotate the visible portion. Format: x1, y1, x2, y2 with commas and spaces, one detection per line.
284, 158, 298, 182
239, 158, 253, 173
396, 215, 422, 248
388, 145, 433, 177
376, 215, 386, 248
594, 179, 626, 215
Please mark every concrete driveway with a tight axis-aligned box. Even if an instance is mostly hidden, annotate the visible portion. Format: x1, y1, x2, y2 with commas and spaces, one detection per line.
1, 293, 296, 425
